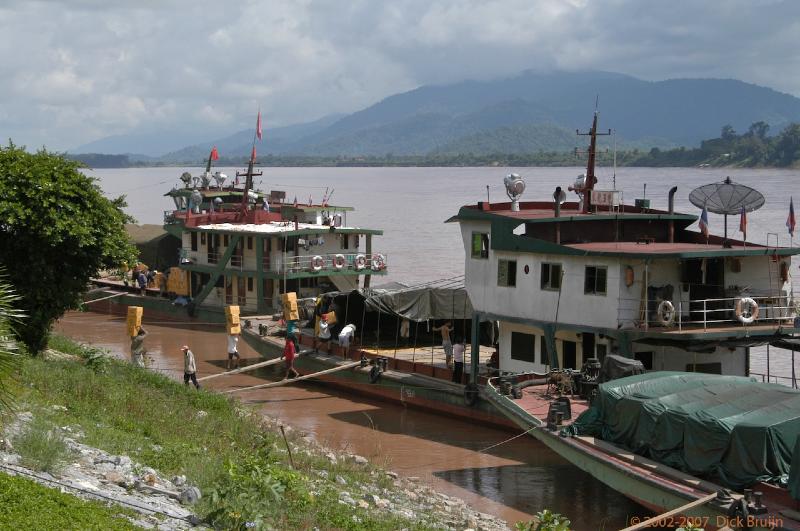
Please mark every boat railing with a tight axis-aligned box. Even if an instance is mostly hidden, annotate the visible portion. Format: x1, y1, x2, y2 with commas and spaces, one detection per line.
279, 252, 388, 274
180, 248, 244, 270
617, 294, 796, 331
750, 371, 799, 388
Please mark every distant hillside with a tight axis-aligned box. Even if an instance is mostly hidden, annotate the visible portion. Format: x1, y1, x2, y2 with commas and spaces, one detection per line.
75, 70, 800, 162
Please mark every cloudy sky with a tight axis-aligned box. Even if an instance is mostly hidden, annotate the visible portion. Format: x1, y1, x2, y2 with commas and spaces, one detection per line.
2, 0, 798, 151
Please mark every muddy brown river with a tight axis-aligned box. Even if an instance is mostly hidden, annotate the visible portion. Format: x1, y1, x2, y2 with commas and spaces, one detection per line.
56, 310, 647, 529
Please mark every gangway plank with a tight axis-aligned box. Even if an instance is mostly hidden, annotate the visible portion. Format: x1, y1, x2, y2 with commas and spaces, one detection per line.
222, 360, 362, 394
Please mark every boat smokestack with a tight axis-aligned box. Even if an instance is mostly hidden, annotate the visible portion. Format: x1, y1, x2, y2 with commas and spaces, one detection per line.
668, 186, 678, 243
553, 186, 563, 244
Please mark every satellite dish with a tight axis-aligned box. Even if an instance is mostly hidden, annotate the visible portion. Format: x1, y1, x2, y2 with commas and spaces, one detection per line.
200, 171, 212, 189
180, 172, 192, 188
504, 173, 526, 211
212, 171, 227, 189
689, 177, 764, 214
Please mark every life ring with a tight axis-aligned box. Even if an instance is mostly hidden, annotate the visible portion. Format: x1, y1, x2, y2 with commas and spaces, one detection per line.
311, 255, 324, 271
355, 254, 367, 270
369, 365, 381, 384
656, 300, 676, 326
333, 254, 346, 270
464, 383, 479, 407
371, 254, 386, 271
735, 297, 759, 324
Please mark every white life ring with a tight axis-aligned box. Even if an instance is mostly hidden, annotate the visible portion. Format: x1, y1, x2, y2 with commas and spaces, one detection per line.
736, 297, 759, 324
333, 254, 346, 270
311, 255, 324, 271
371, 254, 386, 271
355, 254, 367, 270
656, 300, 676, 326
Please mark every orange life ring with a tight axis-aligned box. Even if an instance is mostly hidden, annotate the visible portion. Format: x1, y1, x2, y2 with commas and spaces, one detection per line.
333, 254, 346, 270
355, 254, 367, 270
735, 297, 759, 324
311, 255, 324, 271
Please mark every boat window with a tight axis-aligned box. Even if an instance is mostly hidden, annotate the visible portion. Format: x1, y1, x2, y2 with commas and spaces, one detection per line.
510, 332, 536, 362
584, 266, 607, 295
686, 362, 721, 375
247, 277, 253, 292
341, 234, 349, 249
541, 263, 562, 290
471, 233, 489, 259
190, 232, 198, 252
247, 236, 253, 250
540, 336, 549, 365
596, 343, 607, 362
497, 259, 517, 287
634, 351, 653, 370
200, 233, 206, 246
223, 234, 229, 247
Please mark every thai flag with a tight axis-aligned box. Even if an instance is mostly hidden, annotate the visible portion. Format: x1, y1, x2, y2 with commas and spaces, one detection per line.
739, 205, 747, 239
788, 197, 796, 236
699, 206, 709, 237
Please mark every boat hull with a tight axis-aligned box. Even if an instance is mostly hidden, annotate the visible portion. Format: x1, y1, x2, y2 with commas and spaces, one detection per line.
241, 329, 516, 430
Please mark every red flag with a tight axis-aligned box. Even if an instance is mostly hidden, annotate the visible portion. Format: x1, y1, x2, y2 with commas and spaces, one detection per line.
256, 111, 263, 140
210, 146, 219, 161
739, 205, 747, 239
787, 197, 796, 237
251, 145, 257, 161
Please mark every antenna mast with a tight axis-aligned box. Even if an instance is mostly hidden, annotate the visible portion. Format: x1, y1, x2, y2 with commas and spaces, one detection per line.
575, 102, 611, 213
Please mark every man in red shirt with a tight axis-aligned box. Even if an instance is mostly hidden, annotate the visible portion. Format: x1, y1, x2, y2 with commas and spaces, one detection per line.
281, 337, 299, 380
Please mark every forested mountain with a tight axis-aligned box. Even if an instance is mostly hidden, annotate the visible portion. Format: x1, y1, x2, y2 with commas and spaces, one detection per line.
73, 70, 800, 162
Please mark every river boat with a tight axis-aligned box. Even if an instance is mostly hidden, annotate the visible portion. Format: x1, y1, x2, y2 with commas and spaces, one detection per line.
90, 141, 388, 321
447, 110, 800, 527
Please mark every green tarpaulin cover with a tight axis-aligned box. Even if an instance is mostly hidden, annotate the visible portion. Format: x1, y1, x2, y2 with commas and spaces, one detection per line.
567, 371, 800, 490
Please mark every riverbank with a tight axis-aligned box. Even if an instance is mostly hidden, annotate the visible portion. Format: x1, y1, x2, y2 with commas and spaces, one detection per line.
0, 335, 512, 530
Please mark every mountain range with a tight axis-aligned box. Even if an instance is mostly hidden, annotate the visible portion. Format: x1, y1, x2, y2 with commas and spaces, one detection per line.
71, 70, 800, 162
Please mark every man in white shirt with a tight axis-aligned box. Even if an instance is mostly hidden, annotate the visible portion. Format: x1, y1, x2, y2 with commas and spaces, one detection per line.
452, 337, 465, 384
338, 324, 356, 349
182, 345, 200, 389
227, 334, 240, 370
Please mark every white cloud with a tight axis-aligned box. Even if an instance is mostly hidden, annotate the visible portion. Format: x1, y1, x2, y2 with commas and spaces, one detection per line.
1, 0, 799, 150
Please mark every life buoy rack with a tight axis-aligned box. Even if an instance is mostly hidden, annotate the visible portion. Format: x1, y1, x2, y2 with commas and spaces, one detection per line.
311, 255, 324, 271
354, 254, 367, 270
656, 300, 676, 326
736, 297, 759, 324
371, 254, 386, 271
333, 254, 346, 270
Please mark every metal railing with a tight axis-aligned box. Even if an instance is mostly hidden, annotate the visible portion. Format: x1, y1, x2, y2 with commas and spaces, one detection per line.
617, 294, 796, 331
280, 252, 388, 274
180, 248, 244, 269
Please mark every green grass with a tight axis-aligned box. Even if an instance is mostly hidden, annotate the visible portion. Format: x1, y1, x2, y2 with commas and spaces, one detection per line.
13, 416, 71, 473
0, 472, 140, 530
8, 334, 436, 530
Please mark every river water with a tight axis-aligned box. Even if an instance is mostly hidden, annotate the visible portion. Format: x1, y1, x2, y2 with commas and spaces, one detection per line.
61, 165, 800, 528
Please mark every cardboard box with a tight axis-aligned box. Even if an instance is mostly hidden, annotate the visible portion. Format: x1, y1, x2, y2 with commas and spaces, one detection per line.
127, 306, 143, 337
225, 305, 241, 334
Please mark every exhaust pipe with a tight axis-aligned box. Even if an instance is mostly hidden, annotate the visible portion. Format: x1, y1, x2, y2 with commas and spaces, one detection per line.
554, 187, 562, 244
668, 186, 678, 243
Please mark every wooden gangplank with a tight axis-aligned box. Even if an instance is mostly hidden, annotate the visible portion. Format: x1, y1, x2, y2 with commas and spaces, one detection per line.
222, 361, 362, 394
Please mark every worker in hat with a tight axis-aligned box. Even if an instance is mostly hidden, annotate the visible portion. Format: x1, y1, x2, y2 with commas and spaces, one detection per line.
315, 313, 332, 354
181, 345, 200, 389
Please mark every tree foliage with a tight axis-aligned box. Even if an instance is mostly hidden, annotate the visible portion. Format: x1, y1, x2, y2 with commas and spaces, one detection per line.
0, 143, 136, 353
